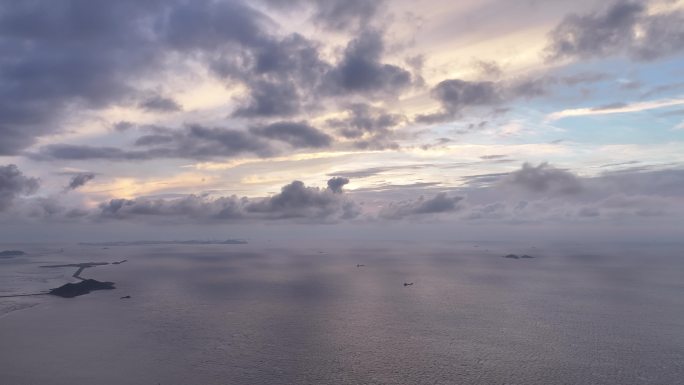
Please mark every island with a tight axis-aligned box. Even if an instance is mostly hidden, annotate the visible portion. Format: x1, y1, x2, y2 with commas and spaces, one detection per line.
503, 254, 535, 259
40, 260, 126, 298
49, 279, 116, 298
0, 250, 26, 258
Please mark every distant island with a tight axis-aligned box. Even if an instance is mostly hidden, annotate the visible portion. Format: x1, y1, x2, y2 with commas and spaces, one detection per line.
503, 254, 535, 259
0, 250, 26, 258
79, 239, 248, 246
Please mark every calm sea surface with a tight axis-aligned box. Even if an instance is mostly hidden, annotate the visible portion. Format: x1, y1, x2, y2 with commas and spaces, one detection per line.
1, 241, 683, 384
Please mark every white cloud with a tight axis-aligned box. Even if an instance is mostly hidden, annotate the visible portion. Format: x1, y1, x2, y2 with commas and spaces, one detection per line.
546, 98, 684, 121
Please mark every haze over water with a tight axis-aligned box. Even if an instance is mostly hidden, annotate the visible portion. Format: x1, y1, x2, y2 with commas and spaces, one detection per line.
1, 240, 682, 384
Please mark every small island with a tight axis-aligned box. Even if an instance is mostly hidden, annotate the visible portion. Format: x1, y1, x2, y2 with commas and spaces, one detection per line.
49, 279, 116, 298
0, 250, 26, 258
503, 254, 535, 259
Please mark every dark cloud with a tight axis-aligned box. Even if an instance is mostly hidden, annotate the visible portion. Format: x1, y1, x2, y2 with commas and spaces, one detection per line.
100, 195, 246, 221
34, 144, 149, 161
0, 164, 39, 211
0, 1, 417, 156
35, 124, 274, 161
99, 179, 359, 223
232, 80, 303, 117
113, 121, 135, 132
312, 0, 381, 31
250, 121, 332, 148
379, 193, 463, 219
327, 103, 404, 140
66, 173, 95, 191
327, 177, 350, 193
417, 76, 552, 123
36, 119, 339, 161
415, 80, 500, 123
139, 95, 182, 112
246, 181, 359, 220
162, 0, 270, 51
164, 5, 330, 119
0, 1, 168, 155
546, 1, 684, 62
324, 30, 412, 95
506, 162, 583, 195
431, 79, 501, 113
137, 124, 274, 159
217, 33, 330, 118
0, 1, 329, 154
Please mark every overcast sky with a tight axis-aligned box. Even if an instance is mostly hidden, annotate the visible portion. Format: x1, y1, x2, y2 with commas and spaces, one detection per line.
1, 0, 683, 242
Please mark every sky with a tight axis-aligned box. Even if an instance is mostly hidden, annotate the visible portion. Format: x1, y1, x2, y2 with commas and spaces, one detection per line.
1, 0, 683, 242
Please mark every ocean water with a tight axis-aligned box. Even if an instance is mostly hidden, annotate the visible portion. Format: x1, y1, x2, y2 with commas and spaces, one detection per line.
1, 241, 683, 384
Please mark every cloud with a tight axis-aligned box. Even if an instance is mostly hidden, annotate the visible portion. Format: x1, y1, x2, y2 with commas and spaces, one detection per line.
250, 121, 332, 148
327, 177, 350, 193
327, 103, 404, 138
139, 95, 182, 112
99, 179, 359, 223
34, 124, 275, 161
0, 1, 171, 154
323, 30, 412, 95
546, 1, 684, 62
66, 173, 96, 191
506, 162, 582, 195
0, 0, 419, 158
220, 33, 330, 118
459, 163, 684, 224
417, 77, 552, 123
262, 0, 382, 32
0, 164, 39, 211
312, 0, 382, 31
36, 120, 337, 161
546, 98, 684, 121
162, 0, 270, 51
99, 195, 246, 221
34, 144, 150, 161
113, 121, 135, 132
246, 180, 359, 220
379, 193, 463, 219
330, 164, 438, 179
6, 161, 684, 227
433, 79, 501, 111
232, 80, 303, 117
0, 1, 332, 153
